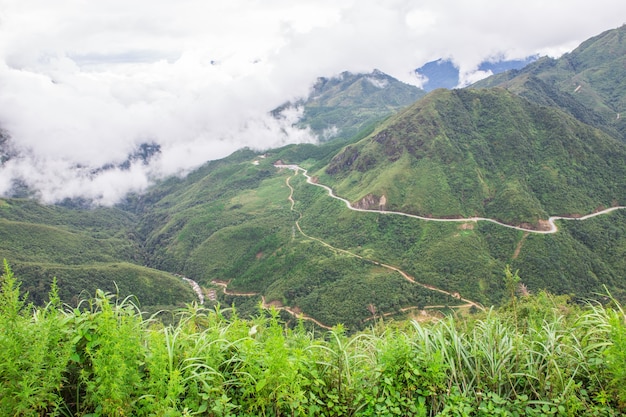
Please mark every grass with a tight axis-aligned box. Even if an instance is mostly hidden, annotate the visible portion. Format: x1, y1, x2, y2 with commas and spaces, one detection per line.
2, 262, 626, 416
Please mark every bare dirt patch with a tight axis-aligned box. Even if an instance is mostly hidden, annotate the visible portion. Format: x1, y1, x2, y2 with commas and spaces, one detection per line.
268, 300, 283, 308
459, 222, 475, 230
536, 219, 552, 231
354, 193, 385, 210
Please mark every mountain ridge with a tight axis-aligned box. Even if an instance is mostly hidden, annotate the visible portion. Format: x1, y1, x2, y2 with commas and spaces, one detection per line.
471, 24, 626, 141
274, 69, 425, 141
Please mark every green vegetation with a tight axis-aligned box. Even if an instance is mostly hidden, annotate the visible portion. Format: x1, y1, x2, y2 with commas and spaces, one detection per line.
512, 210, 626, 300
130, 155, 464, 329
12, 262, 195, 307
3, 129, 626, 326
0, 198, 196, 308
2, 262, 626, 416
472, 24, 626, 142
322, 88, 626, 226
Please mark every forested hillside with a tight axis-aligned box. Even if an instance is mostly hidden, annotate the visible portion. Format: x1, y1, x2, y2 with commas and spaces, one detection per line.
0, 198, 195, 309
322, 88, 626, 227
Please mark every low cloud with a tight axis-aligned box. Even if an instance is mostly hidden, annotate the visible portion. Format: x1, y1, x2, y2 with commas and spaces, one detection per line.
1, 0, 625, 204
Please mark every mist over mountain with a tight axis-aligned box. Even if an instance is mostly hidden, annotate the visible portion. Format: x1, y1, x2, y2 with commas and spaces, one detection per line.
472, 24, 626, 142
2, 1, 624, 205
274, 70, 426, 141
415, 56, 538, 91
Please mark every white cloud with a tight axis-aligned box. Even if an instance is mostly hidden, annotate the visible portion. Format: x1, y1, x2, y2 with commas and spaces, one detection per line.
1, 0, 625, 204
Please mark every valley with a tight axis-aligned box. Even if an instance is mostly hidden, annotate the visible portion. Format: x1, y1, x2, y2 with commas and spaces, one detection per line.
2, 25, 626, 331
203, 161, 479, 329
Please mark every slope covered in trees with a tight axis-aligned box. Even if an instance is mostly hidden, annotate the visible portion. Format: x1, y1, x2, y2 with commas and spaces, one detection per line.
322, 88, 626, 227
472, 24, 626, 142
0, 198, 196, 308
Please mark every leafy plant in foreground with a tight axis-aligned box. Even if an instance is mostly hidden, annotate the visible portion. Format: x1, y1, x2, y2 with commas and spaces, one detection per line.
1, 262, 626, 416
0, 261, 72, 416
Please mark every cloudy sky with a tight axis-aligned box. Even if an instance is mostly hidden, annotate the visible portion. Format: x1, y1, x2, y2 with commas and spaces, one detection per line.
0, 0, 625, 204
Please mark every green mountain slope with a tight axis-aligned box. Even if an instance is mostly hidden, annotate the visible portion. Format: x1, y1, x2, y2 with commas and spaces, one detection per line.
0, 198, 195, 307
322, 88, 626, 227
275, 70, 425, 140
472, 24, 626, 141
129, 136, 626, 328
128, 148, 465, 329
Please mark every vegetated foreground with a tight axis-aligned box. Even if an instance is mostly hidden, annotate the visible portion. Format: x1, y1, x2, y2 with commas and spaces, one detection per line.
2, 261, 626, 416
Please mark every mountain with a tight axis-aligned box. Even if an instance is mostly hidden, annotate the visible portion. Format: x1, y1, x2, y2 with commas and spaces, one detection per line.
322, 88, 626, 227
125, 91, 626, 327
471, 25, 626, 142
415, 56, 537, 91
125, 108, 626, 329
274, 70, 426, 141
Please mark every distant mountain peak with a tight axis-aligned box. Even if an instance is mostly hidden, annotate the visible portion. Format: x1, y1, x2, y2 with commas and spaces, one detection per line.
415, 56, 538, 91
471, 24, 626, 143
274, 69, 425, 141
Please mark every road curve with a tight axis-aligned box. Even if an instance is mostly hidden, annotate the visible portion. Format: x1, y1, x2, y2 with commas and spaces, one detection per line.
211, 280, 334, 329
275, 164, 626, 234
284, 170, 485, 312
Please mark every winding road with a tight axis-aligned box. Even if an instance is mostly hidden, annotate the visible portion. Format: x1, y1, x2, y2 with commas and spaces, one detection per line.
211, 280, 333, 329
205, 162, 626, 328
275, 164, 626, 234
283, 167, 485, 314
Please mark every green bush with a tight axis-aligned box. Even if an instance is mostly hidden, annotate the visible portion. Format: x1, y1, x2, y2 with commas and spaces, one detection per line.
1, 262, 625, 416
